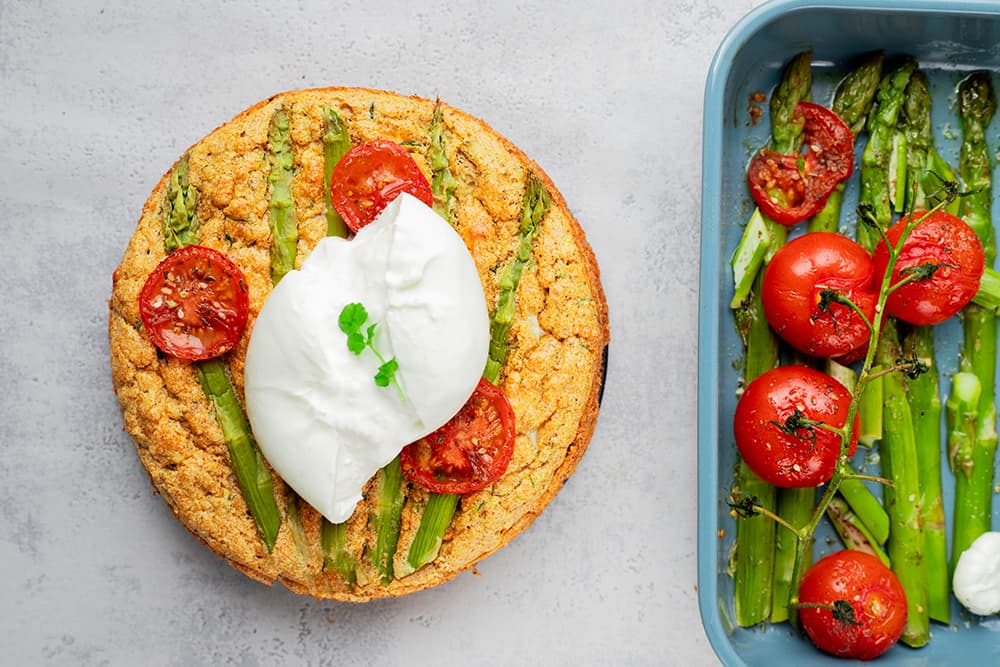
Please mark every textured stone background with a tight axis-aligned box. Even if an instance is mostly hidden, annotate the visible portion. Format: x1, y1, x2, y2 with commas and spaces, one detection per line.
1, 1, 763, 664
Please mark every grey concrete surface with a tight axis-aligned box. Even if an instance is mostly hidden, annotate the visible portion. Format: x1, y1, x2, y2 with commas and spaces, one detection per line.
1, 1, 763, 664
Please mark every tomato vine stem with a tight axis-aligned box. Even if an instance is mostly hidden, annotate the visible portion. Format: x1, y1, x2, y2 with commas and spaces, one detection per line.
785, 195, 957, 623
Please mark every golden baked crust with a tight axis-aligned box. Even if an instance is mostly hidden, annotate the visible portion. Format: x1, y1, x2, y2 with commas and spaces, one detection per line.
109, 88, 609, 601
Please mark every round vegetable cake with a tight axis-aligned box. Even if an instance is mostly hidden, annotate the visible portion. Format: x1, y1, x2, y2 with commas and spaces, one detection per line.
109, 88, 609, 601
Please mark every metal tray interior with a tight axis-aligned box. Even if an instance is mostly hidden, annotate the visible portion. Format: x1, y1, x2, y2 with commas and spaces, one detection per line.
698, 1, 1000, 664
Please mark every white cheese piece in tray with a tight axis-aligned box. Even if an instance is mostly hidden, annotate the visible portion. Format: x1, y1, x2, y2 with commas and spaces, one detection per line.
953, 531, 1000, 616
244, 193, 489, 524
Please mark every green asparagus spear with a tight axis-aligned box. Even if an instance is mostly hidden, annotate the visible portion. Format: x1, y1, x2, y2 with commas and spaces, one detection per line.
163, 155, 200, 253
429, 101, 458, 224
403, 492, 460, 574
321, 518, 357, 587
877, 326, 930, 647
732, 52, 813, 628
771, 487, 813, 623
322, 106, 351, 238
858, 62, 929, 646
316, 109, 362, 583
905, 324, 949, 622
198, 358, 282, 551
838, 469, 890, 545
732, 272, 779, 626
899, 70, 950, 624
951, 72, 998, 571
901, 72, 932, 212
809, 52, 884, 233
858, 59, 916, 251
267, 107, 297, 284
369, 457, 406, 583
484, 172, 551, 384
770, 51, 813, 155
925, 146, 962, 216
159, 157, 283, 552
404, 172, 551, 574
283, 487, 317, 572
826, 496, 891, 568
947, 372, 981, 575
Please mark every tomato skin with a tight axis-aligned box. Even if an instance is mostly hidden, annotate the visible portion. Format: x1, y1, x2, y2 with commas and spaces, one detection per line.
748, 102, 854, 226
400, 378, 516, 494
138, 245, 250, 361
734, 365, 858, 487
762, 232, 877, 359
872, 210, 985, 325
799, 550, 907, 661
329, 140, 433, 233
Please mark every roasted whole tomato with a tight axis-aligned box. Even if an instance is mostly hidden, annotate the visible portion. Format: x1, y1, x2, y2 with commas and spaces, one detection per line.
400, 378, 516, 494
138, 245, 250, 361
762, 231, 878, 359
798, 550, 908, 661
734, 365, 858, 487
329, 140, 433, 232
748, 102, 854, 225
872, 209, 985, 325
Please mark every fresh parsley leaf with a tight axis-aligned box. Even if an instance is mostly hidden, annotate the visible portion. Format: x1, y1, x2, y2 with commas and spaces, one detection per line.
375, 358, 399, 387
347, 332, 366, 354
338, 302, 368, 334
338, 302, 405, 400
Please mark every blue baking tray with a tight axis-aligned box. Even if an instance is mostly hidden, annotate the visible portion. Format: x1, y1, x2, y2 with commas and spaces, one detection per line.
698, 0, 1000, 664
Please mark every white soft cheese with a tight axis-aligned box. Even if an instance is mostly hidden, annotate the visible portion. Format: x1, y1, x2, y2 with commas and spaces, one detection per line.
953, 531, 1000, 616
244, 193, 489, 523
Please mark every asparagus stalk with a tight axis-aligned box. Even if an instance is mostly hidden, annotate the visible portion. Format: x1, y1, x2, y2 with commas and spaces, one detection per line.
369, 457, 406, 583
322, 107, 351, 238
159, 156, 283, 552
266, 107, 297, 284
925, 146, 962, 216
732, 272, 779, 626
771, 487, 813, 623
316, 108, 362, 584
321, 519, 357, 587
809, 52, 884, 233
950, 72, 998, 570
403, 493, 461, 574
947, 372, 986, 574
857, 59, 916, 251
838, 469, 890, 545
764, 52, 817, 626
857, 370, 884, 447
732, 52, 812, 628
405, 171, 551, 574
858, 61, 929, 647
973, 266, 1000, 313
826, 495, 891, 567
877, 326, 930, 647
905, 324, 949, 622
899, 70, 951, 624
429, 101, 458, 224
163, 155, 201, 253
816, 365, 891, 546
484, 173, 550, 382
197, 358, 282, 551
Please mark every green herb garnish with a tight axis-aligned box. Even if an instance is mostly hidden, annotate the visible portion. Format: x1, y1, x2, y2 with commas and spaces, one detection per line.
338, 302, 404, 398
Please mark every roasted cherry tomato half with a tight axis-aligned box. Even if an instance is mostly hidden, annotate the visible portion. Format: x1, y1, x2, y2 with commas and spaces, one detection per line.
762, 231, 878, 359
799, 550, 908, 661
734, 365, 858, 488
400, 378, 516, 494
872, 209, 985, 326
329, 139, 433, 233
748, 101, 854, 225
138, 245, 250, 361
